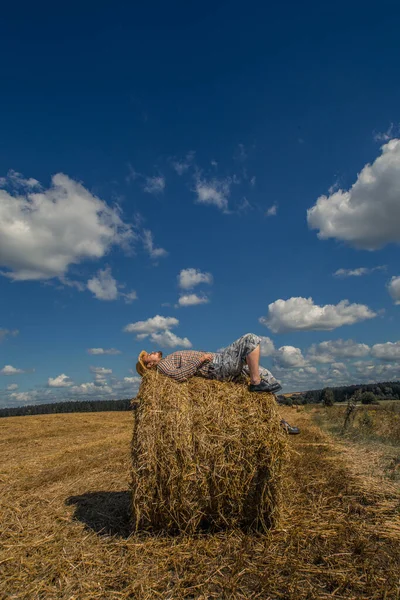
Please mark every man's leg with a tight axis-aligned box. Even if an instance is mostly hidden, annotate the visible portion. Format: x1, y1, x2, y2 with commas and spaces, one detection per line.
210, 333, 262, 381
245, 344, 261, 385
212, 333, 281, 392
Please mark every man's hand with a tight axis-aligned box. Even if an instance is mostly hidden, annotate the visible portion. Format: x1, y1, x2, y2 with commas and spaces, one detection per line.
200, 353, 213, 363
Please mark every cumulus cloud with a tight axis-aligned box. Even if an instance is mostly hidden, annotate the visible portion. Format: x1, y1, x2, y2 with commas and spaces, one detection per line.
149, 330, 192, 348
260, 297, 377, 333
171, 152, 195, 175
86, 267, 137, 303
274, 346, 307, 368
121, 290, 138, 304
47, 374, 73, 387
0, 365, 26, 375
9, 391, 38, 403
371, 341, 400, 362
6, 383, 18, 391
260, 336, 275, 356
87, 267, 119, 301
334, 266, 386, 278
0, 328, 19, 342
143, 176, 165, 195
178, 294, 209, 307
124, 314, 191, 348
353, 360, 400, 381
90, 366, 113, 375
0, 169, 40, 189
142, 229, 168, 260
0, 172, 134, 281
307, 339, 371, 363
87, 348, 121, 355
124, 315, 179, 336
70, 382, 108, 394
265, 204, 277, 217
307, 139, 400, 250
178, 268, 213, 290
194, 176, 231, 212
388, 276, 400, 304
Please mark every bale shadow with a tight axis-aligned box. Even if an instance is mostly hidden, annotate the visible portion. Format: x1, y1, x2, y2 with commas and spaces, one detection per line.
66, 490, 132, 538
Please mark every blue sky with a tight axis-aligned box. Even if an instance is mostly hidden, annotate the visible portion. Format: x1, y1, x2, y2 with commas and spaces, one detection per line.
1, 0, 400, 407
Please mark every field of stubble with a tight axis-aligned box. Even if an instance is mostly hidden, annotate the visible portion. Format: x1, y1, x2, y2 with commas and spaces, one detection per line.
1, 408, 399, 599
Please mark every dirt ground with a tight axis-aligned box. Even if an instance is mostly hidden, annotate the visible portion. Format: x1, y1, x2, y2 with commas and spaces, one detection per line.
0, 408, 399, 599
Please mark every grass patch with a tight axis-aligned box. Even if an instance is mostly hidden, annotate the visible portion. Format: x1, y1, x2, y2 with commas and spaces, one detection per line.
311, 402, 400, 482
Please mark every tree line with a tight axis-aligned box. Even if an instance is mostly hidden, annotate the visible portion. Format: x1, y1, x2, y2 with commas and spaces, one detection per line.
279, 380, 400, 405
0, 398, 136, 418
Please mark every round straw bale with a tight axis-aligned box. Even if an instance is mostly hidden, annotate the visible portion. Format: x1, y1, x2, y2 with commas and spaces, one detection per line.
131, 371, 288, 534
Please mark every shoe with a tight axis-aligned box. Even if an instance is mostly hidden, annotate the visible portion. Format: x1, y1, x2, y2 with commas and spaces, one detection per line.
248, 380, 282, 393
280, 419, 300, 435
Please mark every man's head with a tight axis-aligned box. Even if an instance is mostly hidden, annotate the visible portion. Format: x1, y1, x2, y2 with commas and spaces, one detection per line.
136, 350, 163, 376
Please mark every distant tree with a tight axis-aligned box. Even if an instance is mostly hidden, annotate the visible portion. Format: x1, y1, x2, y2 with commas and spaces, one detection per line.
322, 387, 334, 407
359, 391, 378, 405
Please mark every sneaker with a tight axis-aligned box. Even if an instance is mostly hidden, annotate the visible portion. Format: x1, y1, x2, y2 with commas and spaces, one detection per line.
280, 419, 300, 435
248, 380, 282, 393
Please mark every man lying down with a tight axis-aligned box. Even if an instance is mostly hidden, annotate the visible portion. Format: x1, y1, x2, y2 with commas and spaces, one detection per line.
136, 332, 300, 435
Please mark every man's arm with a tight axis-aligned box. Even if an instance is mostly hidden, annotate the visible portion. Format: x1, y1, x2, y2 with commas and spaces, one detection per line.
157, 353, 211, 382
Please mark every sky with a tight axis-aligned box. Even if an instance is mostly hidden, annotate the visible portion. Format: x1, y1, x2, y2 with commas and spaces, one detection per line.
1, 0, 400, 407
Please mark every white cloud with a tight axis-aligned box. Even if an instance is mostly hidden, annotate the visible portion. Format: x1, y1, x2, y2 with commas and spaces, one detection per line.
307, 139, 400, 250
265, 204, 277, 217
334, 266, 386, 278
307, 339, 371, 363
178, 294, 209, 307
371, 341, 400, 362
373, 123, 399, 142
6, 383, 18, 391
9, 391, 38, 403
124, 314, 191, 348
260, 336, 275, 356
48, 374, 73, 387
70, 382, 106, 394
0, 172, 134, 281
260, 297, 377, 333
250, 176, 256, 187
87, 267, 118, 301
194, 176, 231, 212
178, 268, 213, 290
90, 366, 113, 375
353, 360, 400, 381
149, 330, 192, 348
124, 315, 179, 335
143, 176, 165, 195
388, 276, 400, 304
171, 152, 195, 175
87, 347, 121, 355
142, 229, 168, 260
0, 169, 40, 189
274, 346, 307, 368
0, 365, 26, 375
121, 290, 138, 304
122, 376, 141, 385
0, 328, 19, 342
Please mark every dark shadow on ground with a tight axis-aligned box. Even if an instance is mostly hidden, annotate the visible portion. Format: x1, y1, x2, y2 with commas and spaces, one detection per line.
66, 491, 132, 538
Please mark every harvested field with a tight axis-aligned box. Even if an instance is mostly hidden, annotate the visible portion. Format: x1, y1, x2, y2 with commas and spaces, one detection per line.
1, 408, 399, 599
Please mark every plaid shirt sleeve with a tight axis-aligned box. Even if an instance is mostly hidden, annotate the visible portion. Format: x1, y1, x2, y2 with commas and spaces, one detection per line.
157, 351, 204, 382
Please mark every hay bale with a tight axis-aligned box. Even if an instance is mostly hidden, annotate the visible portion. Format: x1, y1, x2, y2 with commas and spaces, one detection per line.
131, 371, 288, 534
